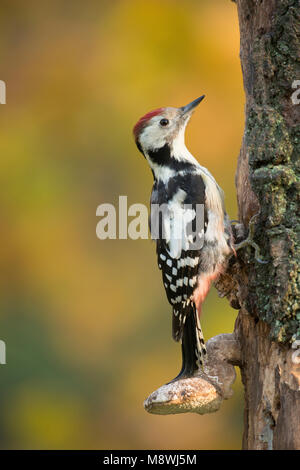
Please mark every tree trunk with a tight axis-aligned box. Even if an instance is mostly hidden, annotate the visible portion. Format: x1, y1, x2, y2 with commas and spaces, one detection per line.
234, 0, 300, 450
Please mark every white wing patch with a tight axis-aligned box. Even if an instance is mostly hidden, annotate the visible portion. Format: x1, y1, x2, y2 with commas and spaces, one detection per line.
163, 189, 196, 259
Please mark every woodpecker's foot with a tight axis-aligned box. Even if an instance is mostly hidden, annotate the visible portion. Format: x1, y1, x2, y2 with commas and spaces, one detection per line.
232, 214, 268, 264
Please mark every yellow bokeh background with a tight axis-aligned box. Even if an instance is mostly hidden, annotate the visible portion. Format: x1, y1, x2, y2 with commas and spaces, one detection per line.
0, 0, 245, 449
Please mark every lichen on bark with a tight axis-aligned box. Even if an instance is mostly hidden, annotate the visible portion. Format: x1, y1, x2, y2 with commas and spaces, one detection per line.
238, 0, 300, 344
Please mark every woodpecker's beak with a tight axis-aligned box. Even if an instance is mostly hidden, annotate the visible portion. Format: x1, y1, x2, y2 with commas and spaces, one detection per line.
180, 95, 205, 116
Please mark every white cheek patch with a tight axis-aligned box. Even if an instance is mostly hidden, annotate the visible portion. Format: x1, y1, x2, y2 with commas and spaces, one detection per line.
140, 116, 178, 152
140, 126, 166, 150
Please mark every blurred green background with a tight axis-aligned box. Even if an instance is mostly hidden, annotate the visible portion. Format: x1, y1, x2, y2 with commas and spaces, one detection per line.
0, 0, 245, 449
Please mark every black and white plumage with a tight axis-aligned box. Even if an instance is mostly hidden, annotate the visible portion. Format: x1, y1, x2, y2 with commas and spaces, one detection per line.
133, 97, 234, 380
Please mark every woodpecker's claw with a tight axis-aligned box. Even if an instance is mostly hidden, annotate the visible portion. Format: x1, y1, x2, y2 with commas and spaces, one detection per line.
233, 214, 268, 264
235, 238, 267, 264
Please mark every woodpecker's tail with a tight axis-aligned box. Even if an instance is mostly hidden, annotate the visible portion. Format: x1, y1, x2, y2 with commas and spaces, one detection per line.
171, 303, 206, 382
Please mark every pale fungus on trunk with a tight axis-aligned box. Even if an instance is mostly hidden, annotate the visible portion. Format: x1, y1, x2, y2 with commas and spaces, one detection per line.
144, 333, 241, 415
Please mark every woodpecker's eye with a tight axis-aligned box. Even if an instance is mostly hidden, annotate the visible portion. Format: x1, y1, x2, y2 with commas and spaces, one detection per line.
160, 118, 169, 127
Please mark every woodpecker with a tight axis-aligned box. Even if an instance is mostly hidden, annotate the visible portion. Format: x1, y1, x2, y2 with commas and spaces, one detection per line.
133, 96, 234, 380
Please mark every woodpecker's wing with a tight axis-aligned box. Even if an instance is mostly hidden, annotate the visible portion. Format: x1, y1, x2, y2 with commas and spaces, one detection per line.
155, 172, 207, 342
157, 242, 203, 340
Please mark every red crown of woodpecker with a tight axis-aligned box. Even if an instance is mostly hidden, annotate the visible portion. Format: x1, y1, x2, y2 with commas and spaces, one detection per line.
133, 108, 163, 141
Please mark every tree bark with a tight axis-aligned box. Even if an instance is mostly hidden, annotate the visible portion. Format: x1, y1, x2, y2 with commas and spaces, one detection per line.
234, 0, 300, 450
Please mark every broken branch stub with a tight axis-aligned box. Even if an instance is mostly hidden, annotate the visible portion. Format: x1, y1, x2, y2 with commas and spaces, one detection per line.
144, 333, 241, 415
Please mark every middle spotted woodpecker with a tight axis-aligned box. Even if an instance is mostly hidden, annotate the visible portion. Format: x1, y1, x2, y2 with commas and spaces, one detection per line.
133, 96, 234, 381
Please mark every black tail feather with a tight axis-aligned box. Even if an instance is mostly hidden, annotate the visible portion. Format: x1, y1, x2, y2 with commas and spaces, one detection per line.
170, 303, 206, 383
